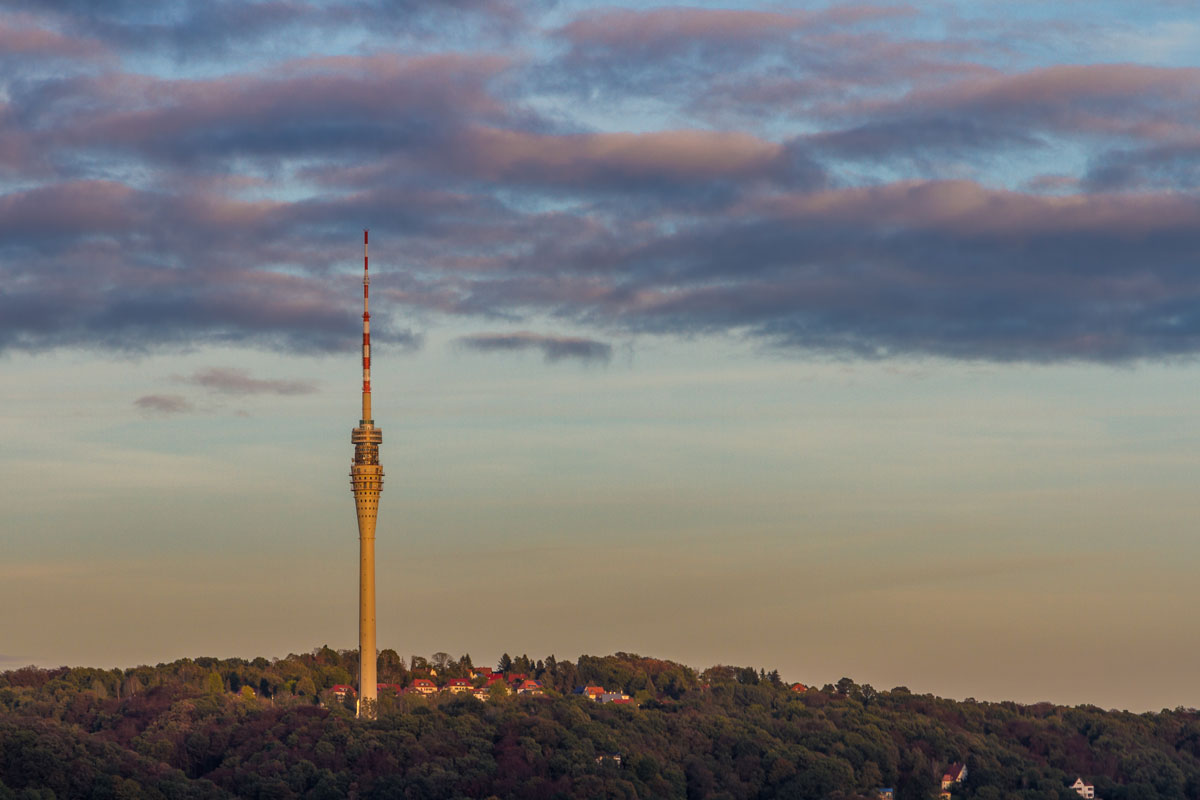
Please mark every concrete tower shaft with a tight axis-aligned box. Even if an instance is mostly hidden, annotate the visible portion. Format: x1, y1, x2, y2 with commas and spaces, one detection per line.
350, 229, 382, 720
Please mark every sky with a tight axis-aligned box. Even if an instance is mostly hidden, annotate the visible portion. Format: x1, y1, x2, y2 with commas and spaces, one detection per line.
2, 0, 1199, 712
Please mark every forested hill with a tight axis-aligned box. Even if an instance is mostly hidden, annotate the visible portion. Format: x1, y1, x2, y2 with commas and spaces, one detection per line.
2, 649, 1197, 800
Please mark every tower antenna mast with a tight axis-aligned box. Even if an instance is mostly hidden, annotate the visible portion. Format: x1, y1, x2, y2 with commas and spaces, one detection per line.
350, 229, 383, 719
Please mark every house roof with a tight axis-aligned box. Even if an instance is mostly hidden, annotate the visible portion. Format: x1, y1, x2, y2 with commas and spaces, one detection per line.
943, 764, 966, 781
447, 678, 471, 686
411, 678, 436, 687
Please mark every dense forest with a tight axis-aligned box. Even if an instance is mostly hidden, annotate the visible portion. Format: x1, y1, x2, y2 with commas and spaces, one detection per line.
2, 648, 1198, 800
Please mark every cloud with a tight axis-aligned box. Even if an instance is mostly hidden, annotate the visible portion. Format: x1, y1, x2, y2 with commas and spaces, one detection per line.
179, 367, 317, 395
558, 7, 808, 57
1084, 143, 1200, 191
805, 64, 1200, 166
545, 4, 967, 116
0, 15, 110, 63
7, 0, 528, 58
567, 182, 1200, 362
134, 394, 193, 414
37, 52, 512, 167
399, 178, 1200, 363
4, 2, 1200, 365
0, 180, 425, 354
450, 128, 824, 194
457, 332, 612, 364
556, 6, 914, 67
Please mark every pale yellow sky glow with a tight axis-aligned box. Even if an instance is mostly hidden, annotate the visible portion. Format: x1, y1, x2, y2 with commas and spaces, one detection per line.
3, 338, 1198, 712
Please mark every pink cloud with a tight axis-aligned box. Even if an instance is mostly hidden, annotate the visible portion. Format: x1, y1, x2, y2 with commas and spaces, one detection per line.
459, 127, 786, 183
0, 180, 139, 235
560, 7, 806, 50
53, 52, 511, 159
178, 367, 316, 395
930, 63, 1198, 108
559, 5, 914, 52
134, 394, 193, 414
859, 63, 1200, 142
0, 15, 110, 61
749, 179, 1200, 236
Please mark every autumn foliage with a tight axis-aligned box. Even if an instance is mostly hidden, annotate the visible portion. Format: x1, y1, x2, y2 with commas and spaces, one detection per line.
1, 649, 1198, 799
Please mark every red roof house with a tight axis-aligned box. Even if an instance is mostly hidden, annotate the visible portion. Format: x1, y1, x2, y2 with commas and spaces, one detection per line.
941, 763, 968, 793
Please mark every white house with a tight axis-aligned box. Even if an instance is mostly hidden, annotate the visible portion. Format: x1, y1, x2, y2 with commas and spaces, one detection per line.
1071, 778, 1095, 799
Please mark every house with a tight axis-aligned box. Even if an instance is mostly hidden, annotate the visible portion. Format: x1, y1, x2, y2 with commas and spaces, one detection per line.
472, 687, 491, 701
517, 679, 544, 696
790, 683, 808, 693
469, 667, 493, 680
1070, 778, 1095, 799
507, 673, 528, 684
409, 678, 437, 695
331, 684, 357, 699
942, 763, 967, 788
940, 763, 967, 798
485, 673, 508, 686
446, 678, 472, 694
599, 692, 632, 704
595, 754, 622, 766
376, 683, 403, 696
877, 789, 894, 800
578, 685, 606, 701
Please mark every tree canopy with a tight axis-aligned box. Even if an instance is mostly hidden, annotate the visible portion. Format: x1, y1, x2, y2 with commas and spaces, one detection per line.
1, 648, 1197, 799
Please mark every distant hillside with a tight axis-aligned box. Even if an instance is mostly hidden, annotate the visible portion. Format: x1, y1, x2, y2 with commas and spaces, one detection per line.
2, 648, 1197, 799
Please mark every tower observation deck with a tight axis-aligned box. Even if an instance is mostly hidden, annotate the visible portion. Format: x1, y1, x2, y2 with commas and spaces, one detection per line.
350, 229, 383, 719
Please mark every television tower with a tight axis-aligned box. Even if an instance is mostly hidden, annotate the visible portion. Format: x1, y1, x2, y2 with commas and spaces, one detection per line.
350, 229, 383, 719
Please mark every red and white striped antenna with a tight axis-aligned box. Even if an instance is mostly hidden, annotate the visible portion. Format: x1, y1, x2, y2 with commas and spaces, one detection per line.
362, 229, 372, 422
